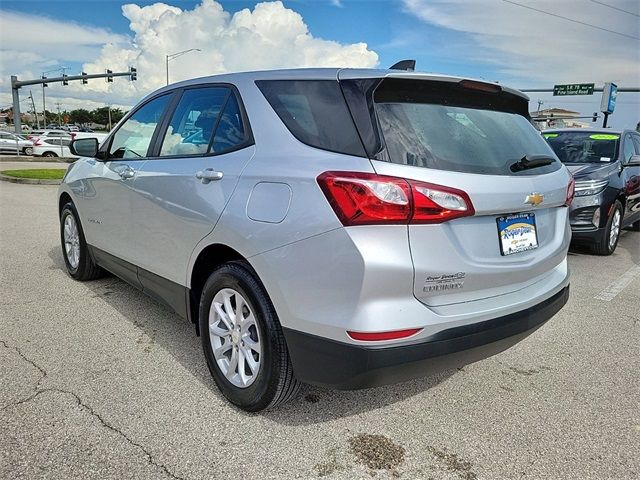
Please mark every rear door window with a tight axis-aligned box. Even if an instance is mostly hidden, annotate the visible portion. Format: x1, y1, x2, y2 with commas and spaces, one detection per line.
545, 131, 620, 164
256, 80, 366, 157
373, 79, 560, 175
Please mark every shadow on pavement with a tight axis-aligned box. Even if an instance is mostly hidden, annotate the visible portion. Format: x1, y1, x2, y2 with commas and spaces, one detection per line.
47, 246, 456, 424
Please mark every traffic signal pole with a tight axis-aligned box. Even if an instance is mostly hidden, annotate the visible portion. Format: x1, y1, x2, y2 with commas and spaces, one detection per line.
9, 68, 136, 133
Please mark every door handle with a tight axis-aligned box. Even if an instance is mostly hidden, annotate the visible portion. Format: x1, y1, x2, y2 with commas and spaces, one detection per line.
196, 168, 224, 184
119, 167, 135, 180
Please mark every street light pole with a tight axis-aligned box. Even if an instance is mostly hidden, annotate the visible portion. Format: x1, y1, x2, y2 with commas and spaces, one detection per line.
165, 48, 201, 85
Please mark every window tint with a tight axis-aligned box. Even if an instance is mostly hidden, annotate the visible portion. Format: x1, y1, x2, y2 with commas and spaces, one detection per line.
160, 87, 228, 157
61, 139, 71, 147
256, 80, 366, 157
623, 135, 635, 163
212, 93, 245, 152
109, 94, 170, 159
632, 135, 640, 155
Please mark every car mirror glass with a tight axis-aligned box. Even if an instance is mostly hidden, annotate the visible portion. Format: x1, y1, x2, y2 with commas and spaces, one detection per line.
70, 138, 99, 158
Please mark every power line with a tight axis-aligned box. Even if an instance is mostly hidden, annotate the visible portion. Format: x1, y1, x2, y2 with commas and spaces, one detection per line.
588, 0, 640, 18
500, 0, 640, 40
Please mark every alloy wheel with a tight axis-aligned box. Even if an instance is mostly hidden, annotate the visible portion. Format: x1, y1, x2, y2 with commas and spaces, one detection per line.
63, 214, 80, 269
609, 209, 621, 250
209, 288, 262, 388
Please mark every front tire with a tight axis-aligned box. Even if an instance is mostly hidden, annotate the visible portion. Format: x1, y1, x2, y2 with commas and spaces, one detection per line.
593, 201, 622, 255
23, 146, 33, 155
199, 262, 300, 411
60, 202, 104, 281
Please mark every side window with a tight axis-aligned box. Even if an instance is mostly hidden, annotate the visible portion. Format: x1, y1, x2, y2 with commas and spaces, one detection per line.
632, 135, 640, 155
109, 94, 170, 159
256, 80, 366, 157
623, 135, 635, 163
212, 93, 245, 152
160, 87, 228, 157
61, 139, 71, 147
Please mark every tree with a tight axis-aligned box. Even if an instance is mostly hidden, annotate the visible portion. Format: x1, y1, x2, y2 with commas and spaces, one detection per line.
69, 109, 92, 125
90, 106, 125, 126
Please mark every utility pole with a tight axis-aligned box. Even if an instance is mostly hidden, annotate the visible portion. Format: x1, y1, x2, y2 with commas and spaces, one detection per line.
56, 101, 62, 126
536, 100, 544, 114
107, 104, 112, 131
29, 90, 39, 129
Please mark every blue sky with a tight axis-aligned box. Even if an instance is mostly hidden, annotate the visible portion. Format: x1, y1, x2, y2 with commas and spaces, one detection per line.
0, 0, 638, 128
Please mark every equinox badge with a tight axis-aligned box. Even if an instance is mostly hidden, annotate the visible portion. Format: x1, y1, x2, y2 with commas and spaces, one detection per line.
525, 193, 544, 206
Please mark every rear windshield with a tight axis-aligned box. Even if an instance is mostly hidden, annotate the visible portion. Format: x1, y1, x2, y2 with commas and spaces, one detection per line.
543, 131, 620, 164
373, 79, 560, 175
256, 80, 366, 157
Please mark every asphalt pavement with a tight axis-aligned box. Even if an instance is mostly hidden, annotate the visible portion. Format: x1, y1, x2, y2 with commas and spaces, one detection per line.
1, 182, 638, 480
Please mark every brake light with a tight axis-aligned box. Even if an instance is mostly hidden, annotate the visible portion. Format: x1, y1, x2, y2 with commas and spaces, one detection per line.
565, 175, 575, 206
459, 79, 502, 93
347, 328, 422, 342
317, 171, 474, 226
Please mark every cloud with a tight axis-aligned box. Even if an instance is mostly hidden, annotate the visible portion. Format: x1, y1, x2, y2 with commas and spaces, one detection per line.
403, 0, 640, 86
0, 1, 378, 111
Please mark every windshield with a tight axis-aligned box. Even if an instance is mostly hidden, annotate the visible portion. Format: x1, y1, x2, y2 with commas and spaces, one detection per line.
543, 131, 620, 164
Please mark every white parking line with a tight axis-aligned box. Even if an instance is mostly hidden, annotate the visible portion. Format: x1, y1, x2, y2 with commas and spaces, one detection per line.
594, 265, 640, 301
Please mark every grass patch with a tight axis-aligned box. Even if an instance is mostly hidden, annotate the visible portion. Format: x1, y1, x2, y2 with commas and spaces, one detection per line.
1, 169, 66, 180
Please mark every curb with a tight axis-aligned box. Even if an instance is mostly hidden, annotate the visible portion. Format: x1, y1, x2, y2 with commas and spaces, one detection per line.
0, 174, 61, 185
0, 156, 74, 163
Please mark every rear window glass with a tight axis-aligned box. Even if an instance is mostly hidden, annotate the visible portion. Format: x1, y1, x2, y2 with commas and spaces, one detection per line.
256, 80, 366, 157
374, 80, 560, 175
544, 132, 620, 164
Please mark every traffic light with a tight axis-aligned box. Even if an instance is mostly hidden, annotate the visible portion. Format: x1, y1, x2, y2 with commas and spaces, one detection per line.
42, 75, 48, 88
106, 69, 113, 83
62, 74, 68, 86
129, 66, 137, 81
82, 72, 88, 85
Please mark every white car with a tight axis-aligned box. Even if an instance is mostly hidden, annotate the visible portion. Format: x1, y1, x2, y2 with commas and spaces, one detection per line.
0, 131, 34, 155
32, 137, 79, 158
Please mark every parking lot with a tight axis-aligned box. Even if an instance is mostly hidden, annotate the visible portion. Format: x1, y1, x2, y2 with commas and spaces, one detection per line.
0, 180, 638, 479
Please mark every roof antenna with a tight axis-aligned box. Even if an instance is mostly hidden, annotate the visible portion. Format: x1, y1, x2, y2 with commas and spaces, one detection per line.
389, 60, 416, 71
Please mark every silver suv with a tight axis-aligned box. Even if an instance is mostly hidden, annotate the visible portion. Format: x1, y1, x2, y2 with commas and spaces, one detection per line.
59, 68, 572, 411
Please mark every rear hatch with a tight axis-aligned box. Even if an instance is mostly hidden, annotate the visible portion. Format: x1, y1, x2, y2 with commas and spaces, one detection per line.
340, 73, 571, 307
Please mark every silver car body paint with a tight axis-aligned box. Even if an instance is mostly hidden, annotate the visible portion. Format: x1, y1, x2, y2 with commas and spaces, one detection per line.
60, 68, 571, 348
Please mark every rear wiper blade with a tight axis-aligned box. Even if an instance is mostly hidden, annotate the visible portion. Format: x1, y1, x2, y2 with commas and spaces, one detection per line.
510, 154, 555, 172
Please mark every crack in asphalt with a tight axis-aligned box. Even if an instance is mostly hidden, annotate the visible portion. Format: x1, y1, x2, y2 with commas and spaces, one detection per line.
0, 339, 186, 480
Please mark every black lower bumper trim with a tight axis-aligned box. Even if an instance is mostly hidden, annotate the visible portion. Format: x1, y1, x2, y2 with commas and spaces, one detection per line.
283, 286, 569, 389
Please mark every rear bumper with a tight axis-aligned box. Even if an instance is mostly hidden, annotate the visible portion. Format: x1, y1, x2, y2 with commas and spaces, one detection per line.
283, 285, 569, 389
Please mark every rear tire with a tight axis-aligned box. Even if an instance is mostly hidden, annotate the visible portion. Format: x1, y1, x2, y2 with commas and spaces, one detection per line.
60, 202, 105, 281
631, 220, 640, 232
199, 261, 301, 411
43, 151, 58, 157
593, 201, 622, 255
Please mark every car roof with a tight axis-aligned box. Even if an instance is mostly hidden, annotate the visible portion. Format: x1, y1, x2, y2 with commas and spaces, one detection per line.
153, 67, 528, 101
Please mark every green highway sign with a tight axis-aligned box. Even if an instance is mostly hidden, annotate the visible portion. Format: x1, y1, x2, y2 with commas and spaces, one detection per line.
553, 83, 595, 96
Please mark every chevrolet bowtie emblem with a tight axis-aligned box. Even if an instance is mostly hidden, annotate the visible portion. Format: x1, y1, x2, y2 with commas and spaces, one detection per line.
525, 193, 544, 206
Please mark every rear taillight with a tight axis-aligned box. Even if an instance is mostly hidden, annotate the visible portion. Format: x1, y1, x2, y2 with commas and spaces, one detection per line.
317, 171, 474, 226
347, 328, 422, 342
565, 176, 575, 206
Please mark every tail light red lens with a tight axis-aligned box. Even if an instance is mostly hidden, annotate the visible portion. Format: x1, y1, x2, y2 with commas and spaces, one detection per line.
347, 328, 422, 342
317, 171, 474, 226
565, 175, 575, 206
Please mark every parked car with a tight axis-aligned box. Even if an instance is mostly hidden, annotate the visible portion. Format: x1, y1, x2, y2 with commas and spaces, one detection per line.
59, 68, 572, 411
33, 137, 78, 158
0, 130, 34, 155
28, 129, 72, 141
544, 128, 640, 254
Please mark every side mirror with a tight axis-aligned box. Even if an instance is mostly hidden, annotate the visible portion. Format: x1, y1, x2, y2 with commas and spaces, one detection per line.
70, 138, 99, 158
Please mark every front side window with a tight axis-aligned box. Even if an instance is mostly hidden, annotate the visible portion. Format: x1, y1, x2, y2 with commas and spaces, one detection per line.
160, 87, 228, 156
109, 94, 170, 159
623, 135, 635, 163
